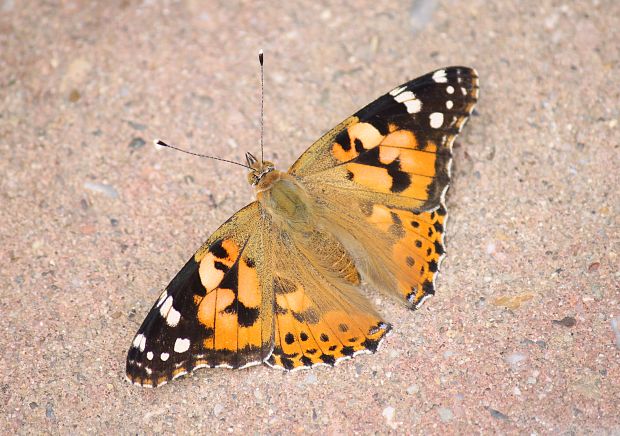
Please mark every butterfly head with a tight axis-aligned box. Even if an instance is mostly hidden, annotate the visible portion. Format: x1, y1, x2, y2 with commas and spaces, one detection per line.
246, 152, 275, 186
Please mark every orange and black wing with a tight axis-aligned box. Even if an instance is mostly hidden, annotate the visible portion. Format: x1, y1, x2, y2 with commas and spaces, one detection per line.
289, 67, 479, 307
126, 202, 273, 387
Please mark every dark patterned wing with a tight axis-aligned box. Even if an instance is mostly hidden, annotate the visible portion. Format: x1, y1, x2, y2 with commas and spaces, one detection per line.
288, 67, 479, 308
289, 66, 479, 213
126, 202, 274, 387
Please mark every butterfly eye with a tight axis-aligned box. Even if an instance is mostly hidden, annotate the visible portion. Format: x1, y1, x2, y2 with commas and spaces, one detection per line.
246, 172, 259, 186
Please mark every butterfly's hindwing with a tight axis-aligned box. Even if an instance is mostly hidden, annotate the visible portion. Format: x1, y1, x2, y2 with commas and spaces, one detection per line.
265, 226, 391, 370
364, 202, 448, 307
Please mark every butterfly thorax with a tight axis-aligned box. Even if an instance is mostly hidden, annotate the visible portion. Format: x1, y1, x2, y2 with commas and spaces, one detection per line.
254, 170, 314, 231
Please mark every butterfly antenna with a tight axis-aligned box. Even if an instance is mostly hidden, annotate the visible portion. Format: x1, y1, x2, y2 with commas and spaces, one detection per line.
259, 49, 264, 164
154, 139, 251, 169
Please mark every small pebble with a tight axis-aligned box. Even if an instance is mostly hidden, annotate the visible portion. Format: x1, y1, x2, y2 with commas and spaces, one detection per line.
488, 408, 509, 421
226, 138, 238, 149
552, 316, 576, 327
410, 0, 437, 32
129, 137, 146, 149
213, 403, 224, 417
305, 373, 318, 384
127, 120, 147, 131
382, 406, 397, 429
46, 403, 55, 419
68, 89, 81, 102
2, 0, 15, 12
505, 352, 527, 366
591, 285, 603, 300
610, 317, 620, 349
437, 407, 453, 422
406, 384, 419, 395
84, 181, 119, 199
493, 293, 534, 310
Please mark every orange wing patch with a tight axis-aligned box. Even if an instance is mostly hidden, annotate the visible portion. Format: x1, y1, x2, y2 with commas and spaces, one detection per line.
193, 239, 266, 367
363, 202, 448, 307
332, 122, 447, 205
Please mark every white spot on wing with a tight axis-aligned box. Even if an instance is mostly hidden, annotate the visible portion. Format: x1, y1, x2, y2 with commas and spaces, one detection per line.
156, 290, 168, 308
160, 352, 170, 361
159, 295, 173, 317
132, 333, 145, 349
166, 306, 181, 327
429, 112, 444, 129
404, 100, 421, 114
147, 351, 154, 360
393, 90, 422, 113
432, 69, 447, 83
389, 85, 406, 96
446, 85, 454, 94
446, 100, 453, 109
394, 90, 415, 102
174, 338, 191, 353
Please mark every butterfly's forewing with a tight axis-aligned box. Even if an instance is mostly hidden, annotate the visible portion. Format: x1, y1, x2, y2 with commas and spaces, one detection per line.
290, 67, 478, 209
126, 202, 274, 387
289, 67, 479, 307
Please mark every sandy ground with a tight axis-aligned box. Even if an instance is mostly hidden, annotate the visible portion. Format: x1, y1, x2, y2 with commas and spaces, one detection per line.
1, 0, 619, 434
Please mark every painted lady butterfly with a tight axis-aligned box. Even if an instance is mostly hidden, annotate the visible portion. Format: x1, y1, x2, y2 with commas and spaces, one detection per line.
126, 63, 479, 387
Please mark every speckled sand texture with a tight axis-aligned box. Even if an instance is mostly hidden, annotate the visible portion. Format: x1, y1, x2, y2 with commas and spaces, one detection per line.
1, 0, 619, 433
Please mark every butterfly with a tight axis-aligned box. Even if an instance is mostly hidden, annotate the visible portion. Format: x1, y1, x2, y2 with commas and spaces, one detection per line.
126, 66, 479, 387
